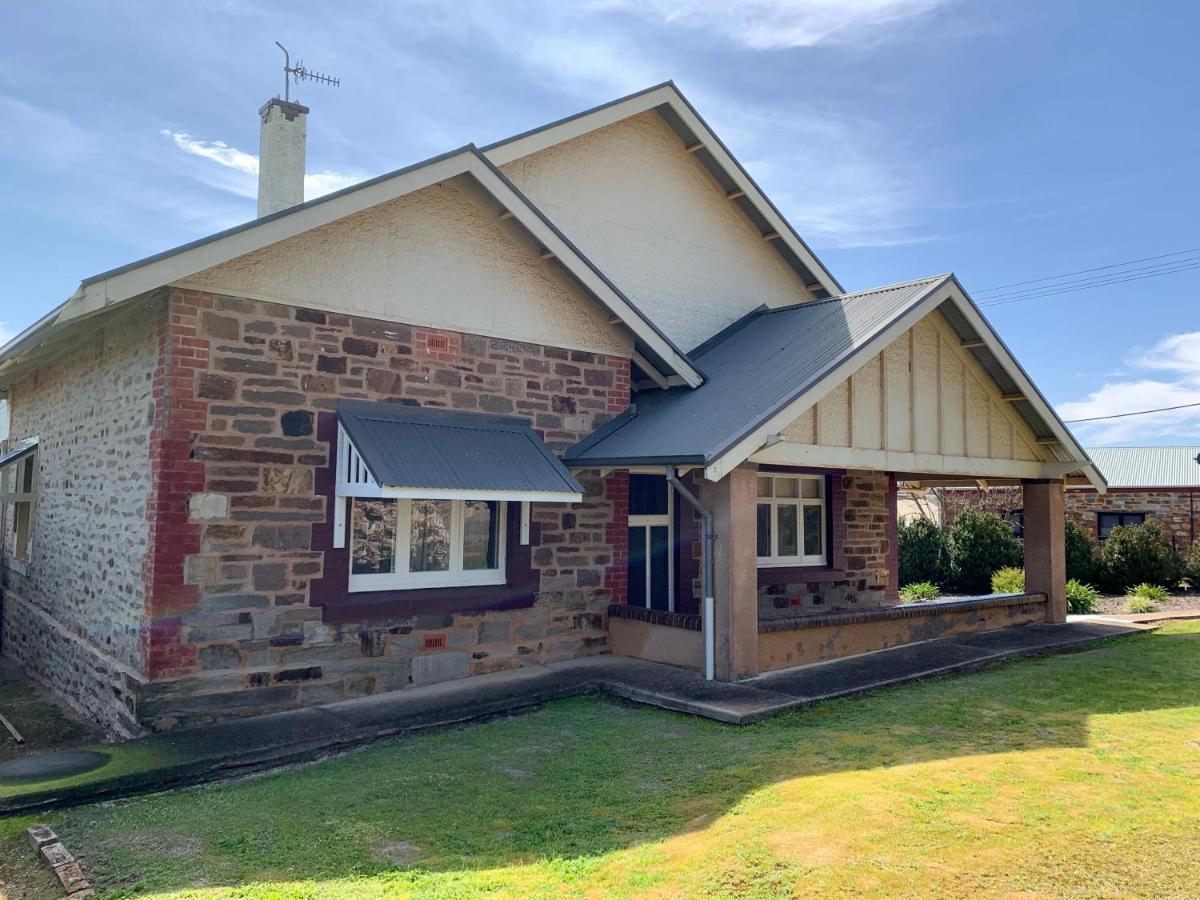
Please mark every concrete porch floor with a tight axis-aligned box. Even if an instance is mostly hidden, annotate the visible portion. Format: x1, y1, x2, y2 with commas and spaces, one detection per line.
0, 620, 1141, 814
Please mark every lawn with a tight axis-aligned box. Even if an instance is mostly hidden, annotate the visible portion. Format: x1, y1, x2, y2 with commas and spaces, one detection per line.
3, 622, 1199, 898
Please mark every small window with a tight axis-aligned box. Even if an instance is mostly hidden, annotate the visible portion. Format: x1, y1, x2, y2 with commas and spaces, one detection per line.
349, 498, 506, 591
1, 446, 37, 567
1097, 512, 1145, 540
756, 474, 826, 566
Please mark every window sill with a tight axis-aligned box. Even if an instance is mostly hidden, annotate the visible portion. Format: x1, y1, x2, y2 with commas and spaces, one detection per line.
348, 573, 507, 593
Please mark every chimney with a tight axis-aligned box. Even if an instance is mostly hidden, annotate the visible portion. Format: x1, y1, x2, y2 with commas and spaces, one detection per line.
257, 97, 309, 217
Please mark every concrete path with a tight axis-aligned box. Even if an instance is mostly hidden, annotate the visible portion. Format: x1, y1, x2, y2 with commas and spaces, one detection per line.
0, 620, 1141, 814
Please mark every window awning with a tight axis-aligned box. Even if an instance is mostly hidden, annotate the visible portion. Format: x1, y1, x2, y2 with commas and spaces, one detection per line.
336, 401, 583, 502
0, 440, 36, 472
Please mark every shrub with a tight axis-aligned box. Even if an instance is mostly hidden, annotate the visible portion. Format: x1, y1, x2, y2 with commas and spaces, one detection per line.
898, 518, 947, 588
946, 509, 1023, 594
1065, 579, 1100, 614
1128, 583, 1170, 601
1125, 596, 1158, 614
1183, 541, 1200, 589
1098, 523, 1181, 593
1065, 518, 1098, 583
990, 566, 1025, 594
899, 581, 939, 604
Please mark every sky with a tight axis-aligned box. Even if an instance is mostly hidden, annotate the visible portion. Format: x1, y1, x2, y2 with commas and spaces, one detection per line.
2, 0, 1199, 447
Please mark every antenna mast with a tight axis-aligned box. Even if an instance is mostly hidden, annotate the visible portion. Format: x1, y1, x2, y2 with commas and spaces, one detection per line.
275, 42, 340, 102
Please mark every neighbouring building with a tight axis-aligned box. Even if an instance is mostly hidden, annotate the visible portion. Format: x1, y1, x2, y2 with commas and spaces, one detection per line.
1064, 447, 1200, 550
0, 83, 1102, 735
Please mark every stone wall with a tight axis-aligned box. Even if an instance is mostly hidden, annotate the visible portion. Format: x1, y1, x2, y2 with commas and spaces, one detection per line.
140, 288, 630, 729
1065, 488, 1199, 551
758, 469, 896, 618
1, 300, 160, 735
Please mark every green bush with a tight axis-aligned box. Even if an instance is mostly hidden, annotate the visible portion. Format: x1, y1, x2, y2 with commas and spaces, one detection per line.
1065, 518, 1098, 583
898, 518, 947, 587
1098, 523, 1181, 593
1065, 579, 1100, 614
990, 566, 1025, 594
1128, 583, 1170, 601
1183, 541, 1200, 589
1125, 596, 1158, 614
899, 581, 939, 604
946, 509, 1023, 594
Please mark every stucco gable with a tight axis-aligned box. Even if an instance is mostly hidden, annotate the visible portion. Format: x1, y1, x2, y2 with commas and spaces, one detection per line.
182, 177, 631, 358
497, 109, 820, 351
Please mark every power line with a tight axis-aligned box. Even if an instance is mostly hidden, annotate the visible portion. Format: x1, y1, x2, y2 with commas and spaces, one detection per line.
1063, 399, 1200, 424
979, 260, 1200, 307
973, 246, 1200, 295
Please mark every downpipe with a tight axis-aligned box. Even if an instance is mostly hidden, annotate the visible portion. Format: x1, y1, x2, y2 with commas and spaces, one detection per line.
665, 466, 715, 681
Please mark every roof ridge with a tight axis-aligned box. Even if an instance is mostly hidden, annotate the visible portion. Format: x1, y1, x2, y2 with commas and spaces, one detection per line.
760, 273, 952, 316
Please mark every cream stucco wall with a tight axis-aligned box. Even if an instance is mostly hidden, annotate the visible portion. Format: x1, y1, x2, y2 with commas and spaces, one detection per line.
781, 313, 1045, 463
184, 177, 632, 358
500, 110, 816, 351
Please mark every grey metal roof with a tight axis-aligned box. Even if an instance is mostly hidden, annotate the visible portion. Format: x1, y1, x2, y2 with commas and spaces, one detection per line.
1084, 446, 1200, 488
338, 400, 583, 496
0, 440, 37, 470
567, 276, 949, 466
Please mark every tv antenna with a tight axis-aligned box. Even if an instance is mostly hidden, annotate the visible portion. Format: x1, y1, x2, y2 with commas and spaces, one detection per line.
275, 42, 340, 102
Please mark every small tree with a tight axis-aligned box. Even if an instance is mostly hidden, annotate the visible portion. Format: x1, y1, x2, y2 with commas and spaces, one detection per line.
898, 517, 947, 587
1065, 517, 1098, 584
946, 509, 1024, 594
1098, 522, 1182, 593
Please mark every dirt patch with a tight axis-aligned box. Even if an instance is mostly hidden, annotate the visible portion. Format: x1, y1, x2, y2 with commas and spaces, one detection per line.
0, 658, 102, 763
1093, 593, 1200, 615
0, 832, 61, 900
375, 841, 421, 867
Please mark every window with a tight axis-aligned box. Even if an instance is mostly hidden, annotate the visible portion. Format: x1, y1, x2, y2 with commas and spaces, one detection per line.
0, 445, 37, 569
756, 474, 826, 566
1097, 511, 1145, 540
349, 497, 505, 591
627, 474, 673, 611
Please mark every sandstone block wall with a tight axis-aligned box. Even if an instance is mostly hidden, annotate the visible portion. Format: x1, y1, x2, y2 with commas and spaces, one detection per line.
1065, 489, 1198, 552
1, 300, 159, 735
140, 289, 630, 729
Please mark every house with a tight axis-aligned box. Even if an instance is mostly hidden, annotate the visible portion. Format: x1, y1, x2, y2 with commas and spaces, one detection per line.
0, 83, 1103, 735
1064, 447, 1199, 549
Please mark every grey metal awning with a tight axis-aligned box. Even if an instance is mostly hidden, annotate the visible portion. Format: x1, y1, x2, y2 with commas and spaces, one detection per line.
336, 401, 583, 502
0, 440, 37, 471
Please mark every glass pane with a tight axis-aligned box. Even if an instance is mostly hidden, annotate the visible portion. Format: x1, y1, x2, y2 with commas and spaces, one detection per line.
801, 478, 821, 499
649, 525, 670, 611
775, 477, 799, 498
803, 505, 823, 557
351, 499, 397, 575
410, 500, 451, 572
463, 501, 499, 570
629, 474, 668, 516
756, 503, 772, 557
757, 476, 773, 498
777, 505, 798, 557
628, 526, 648, 607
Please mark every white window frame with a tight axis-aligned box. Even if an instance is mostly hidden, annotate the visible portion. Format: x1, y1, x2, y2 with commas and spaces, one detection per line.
628, 481, 675, 612
0, 445, 37, 574
348, 497, 507, 592
756, 474, 827, 567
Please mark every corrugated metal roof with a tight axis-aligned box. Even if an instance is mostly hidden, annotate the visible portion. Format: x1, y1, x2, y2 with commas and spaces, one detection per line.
567, 276, 949, 465
338, 401, 583, 496
0, 440, 37, 470
1084, 446, 1200, 488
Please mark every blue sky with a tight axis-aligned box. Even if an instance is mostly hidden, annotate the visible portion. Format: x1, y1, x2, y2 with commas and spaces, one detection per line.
3, 0, 1199, 446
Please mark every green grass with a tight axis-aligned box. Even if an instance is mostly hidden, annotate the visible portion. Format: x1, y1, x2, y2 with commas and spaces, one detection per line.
6, 622, 1200, 898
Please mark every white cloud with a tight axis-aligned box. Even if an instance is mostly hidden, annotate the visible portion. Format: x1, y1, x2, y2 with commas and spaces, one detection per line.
161, 130, 365, 202
594, 0, 952, 49
1057, 331, 1200, 445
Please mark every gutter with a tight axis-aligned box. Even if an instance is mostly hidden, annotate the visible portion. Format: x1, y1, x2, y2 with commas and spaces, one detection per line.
665, 466, 715, 681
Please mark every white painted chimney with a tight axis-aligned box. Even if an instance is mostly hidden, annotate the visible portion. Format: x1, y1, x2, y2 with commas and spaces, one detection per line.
257, 97, 309, 217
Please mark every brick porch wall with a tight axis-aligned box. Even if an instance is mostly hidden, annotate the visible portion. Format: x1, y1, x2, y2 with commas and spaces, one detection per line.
1064, 488, 1199, 552
139, 288, 630, 730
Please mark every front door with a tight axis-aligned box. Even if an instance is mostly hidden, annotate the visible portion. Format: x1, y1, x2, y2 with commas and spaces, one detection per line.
627, 473, 673, 611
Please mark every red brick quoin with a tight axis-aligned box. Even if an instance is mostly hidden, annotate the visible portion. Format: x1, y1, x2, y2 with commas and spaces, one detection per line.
142, 290, 211, 678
